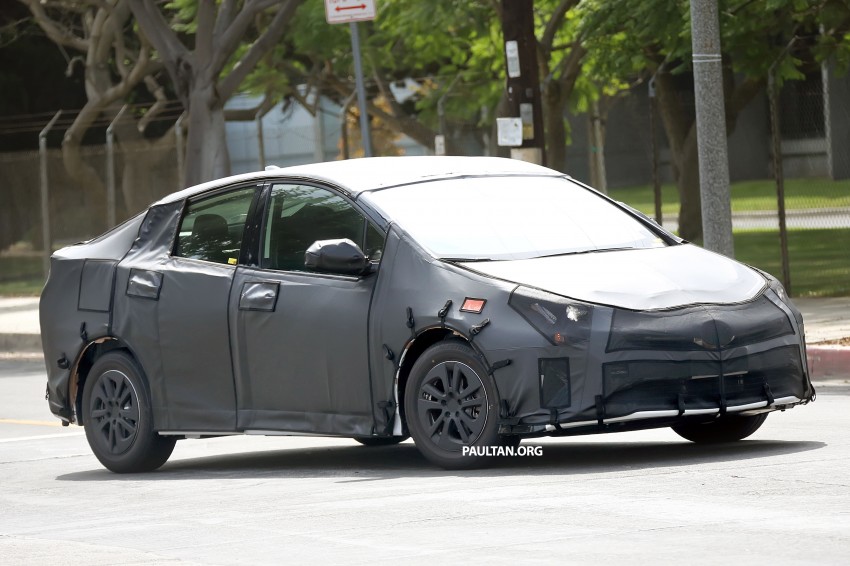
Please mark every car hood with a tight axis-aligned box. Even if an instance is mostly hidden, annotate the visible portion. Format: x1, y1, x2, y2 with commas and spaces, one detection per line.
460, 244, 766, 310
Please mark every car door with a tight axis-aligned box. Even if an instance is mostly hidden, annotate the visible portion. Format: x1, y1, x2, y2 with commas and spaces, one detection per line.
229, 182, 385, 436
156, 184, 261, 431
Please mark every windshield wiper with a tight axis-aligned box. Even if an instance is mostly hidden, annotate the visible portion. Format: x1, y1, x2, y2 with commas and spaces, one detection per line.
533, 247, 639, 259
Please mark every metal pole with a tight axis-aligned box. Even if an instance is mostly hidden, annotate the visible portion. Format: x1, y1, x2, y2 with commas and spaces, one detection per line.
175, 112, 186, 189
340, 90, 357, 160
437, 75, 461, 156
38, 110, 62, 278
106, 105, 127, 228
768, 72, 792, 294
690, 0, 734, 256
255, 108, 266, 170
591, 98, 608, 194
313, 92, 326, 163
649, 77, 663, 224
349, 22, 373, 157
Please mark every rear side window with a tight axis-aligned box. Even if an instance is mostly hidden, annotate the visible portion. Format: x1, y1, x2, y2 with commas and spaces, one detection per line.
175, 186, 257, 265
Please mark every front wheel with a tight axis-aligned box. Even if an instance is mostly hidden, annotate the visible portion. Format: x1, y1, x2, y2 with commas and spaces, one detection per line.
82, 351, 176, 473
671, 413, 768, 444
404, 340, 509, 469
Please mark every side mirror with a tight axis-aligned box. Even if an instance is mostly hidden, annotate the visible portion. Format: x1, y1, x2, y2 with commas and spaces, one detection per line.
305, 238, 371, 276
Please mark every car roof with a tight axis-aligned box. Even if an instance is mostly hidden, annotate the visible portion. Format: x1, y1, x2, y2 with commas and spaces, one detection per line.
154, 156, 564, 206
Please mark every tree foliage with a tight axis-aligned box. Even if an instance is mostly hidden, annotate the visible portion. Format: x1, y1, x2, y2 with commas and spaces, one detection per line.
581, 0, 850, 240
247, 0, 594, 168
128, 0, 303, 186
6, 0, 850, 241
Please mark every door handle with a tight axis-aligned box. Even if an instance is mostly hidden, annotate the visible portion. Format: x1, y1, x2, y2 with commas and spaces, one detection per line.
239, 281, 279, 312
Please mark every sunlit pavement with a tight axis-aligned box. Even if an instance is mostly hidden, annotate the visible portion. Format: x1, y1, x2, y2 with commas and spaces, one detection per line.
1, 358, 849, 565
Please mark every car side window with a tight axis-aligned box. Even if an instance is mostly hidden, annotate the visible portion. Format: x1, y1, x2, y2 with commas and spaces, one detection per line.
175, 186, 257, 265
262, 184, 385, 272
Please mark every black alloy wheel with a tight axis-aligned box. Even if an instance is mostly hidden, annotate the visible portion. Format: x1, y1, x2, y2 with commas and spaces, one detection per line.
82, 352, 176, 473
89, 367, 140, 456
405, 340, 507, 469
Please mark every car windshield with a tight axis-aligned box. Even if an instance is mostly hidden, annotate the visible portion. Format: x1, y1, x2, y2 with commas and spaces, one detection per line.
363, 175, 667, 261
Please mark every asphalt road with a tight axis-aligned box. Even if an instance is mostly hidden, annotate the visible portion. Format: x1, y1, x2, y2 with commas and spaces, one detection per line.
1, 359, 849, 565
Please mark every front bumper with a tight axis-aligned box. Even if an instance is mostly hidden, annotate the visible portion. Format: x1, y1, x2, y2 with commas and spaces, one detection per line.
493, 289, 814, 436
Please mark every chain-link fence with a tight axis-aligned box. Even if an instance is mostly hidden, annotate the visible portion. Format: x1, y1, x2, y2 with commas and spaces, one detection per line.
0, 139, 179, 293
1, 67, 848, 297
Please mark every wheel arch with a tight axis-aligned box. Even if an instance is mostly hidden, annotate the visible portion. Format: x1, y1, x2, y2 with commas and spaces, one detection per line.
396, 326, 489, 427
69, 337, 139, 425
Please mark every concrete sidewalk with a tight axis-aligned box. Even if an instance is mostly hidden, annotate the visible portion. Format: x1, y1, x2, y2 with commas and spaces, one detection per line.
1, 295, 847, 379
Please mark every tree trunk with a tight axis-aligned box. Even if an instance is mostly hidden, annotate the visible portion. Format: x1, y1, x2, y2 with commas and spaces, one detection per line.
61, 104, 113, 234
184, 86, 231, 187
114, 120, 180, 214
655, 71, 704, 241
656, 72, 764, 242
676, 130, 701, 240
543, 79, 568, 171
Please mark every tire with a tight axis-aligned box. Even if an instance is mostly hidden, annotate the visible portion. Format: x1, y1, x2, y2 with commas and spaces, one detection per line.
354, 435, 409, 447
404, 340, 509, 469
82, 351, 176, 473
671, 412, 768, 444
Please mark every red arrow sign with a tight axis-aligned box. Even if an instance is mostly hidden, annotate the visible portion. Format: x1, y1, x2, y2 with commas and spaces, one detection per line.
325, 0, 376, 24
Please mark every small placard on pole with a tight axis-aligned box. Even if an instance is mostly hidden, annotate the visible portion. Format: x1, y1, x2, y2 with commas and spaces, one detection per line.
434, 134, 446, 156
505, 40, 521, 78
497, 117, 523, 147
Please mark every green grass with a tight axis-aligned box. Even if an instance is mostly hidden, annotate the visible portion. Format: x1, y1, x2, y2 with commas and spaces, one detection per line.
609, 178, 850, 216
0, 256, 45, 296
733, 228, 850, 297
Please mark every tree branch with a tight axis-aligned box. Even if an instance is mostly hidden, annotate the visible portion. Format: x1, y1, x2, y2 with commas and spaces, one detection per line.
195, 0, 216, 77
218, 0, 301, 100
211, 0, 284, 75
126, 0, 190, 66
213, 0, 238, 41
540, 0, 579, 53
19, 0, 88, 52
553, 42, 587, 90
101, 43, 157, 104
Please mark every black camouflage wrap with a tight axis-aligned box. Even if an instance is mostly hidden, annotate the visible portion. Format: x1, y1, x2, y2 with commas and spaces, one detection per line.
40, 158, 815, 439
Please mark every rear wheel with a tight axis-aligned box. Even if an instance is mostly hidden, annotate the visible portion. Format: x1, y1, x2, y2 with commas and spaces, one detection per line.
82, 352, 175, 473
354, 435, 409, 447
672, 413, 768, 444
404, 341, 510, 469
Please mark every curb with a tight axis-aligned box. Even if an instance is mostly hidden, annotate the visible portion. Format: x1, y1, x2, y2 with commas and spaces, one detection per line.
0, 333, 42, 354
807, 346, 850, 381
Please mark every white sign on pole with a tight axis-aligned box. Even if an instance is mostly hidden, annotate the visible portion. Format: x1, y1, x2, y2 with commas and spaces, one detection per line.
434, 134, 446, 156
496, 117, 523, 147
325, 0, 377, 24
505, 40, 521, 78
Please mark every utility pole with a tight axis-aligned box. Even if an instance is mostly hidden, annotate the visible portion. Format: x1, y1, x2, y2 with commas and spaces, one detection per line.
690, 0, 734, 256
499, 0, 545, 165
